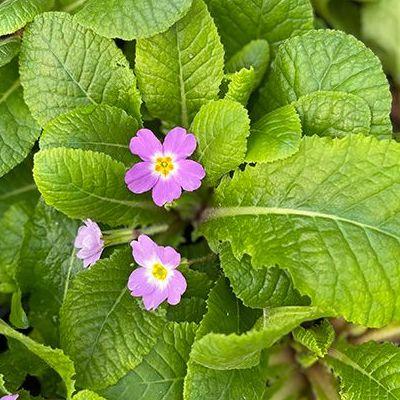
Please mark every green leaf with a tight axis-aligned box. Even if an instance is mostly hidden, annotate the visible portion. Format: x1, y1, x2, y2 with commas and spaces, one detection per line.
326, 341, 400, 399
60, 249, 166, 390
104, 322, 196, 400
204, 0, 314, 58
167, 297, 207, 324
256, 30, 392, 137
9, 289, 29, 329
294, 91, 372, 138
0, 60, 41, 177
33, 147, 169, 227
0, 0, 54, 36
0, 374, 7, 395
0, 203, 32, 294
75, 0, 193, 40
73, 391, 106, 400
200, 135, 400, 327
0, 319, 75, 399
135, 0, 224, 127
226, 40, 270, 87
362, 0, 400, 85
191, 306, 322, 370
219, 243, 307, 309
191, 99, 250, 186
245, 104, 302, 163
292, 319, 335, 358
0, 158, 38, 219
20, 12, 141, 126
224, 67, 257, 106
0, 37, 20, 67
40, 105, 139, 166
18, 200, 81, 346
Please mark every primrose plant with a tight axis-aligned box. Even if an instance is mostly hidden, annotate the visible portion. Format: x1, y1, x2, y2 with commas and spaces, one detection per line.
1, 0, 400, 399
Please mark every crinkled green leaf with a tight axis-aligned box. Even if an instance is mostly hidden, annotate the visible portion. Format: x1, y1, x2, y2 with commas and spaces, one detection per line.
0, 60, 41, 177
256, 30, 392, 136
104, 322, 196, 400
191, 306, 322, 370
167, 297, 207, 324
200, 135, 400, 327
180, 265, 213, 299
219, 243, 307, 309
0, 37, 20, 67
60, 249, 166, 390
18, 200, 81, 346
326, 341, 400, 399
9, 289, 29, 329
226, 39, 270, 87
0, 0, 54, 35
292, 319, 335, 358
40, 105, 139, 166
294, 91, 372, 138
75, 0, 193, 40
0, 158, 38, 219
224, 67, 256, 106
0, 319, 75, 399
245, 104, 302, 163
204, 0, 314, 57
20, 12, 141, 126
191, 99, 250, 186
33, 147, 169, 227
135, 0, 224, 127
0, 203, 32, 294
362, 0, 400, 84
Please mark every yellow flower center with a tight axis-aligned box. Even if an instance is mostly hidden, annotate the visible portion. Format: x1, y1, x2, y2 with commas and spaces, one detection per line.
154, 156, 174, 177
152, 263, 168, 281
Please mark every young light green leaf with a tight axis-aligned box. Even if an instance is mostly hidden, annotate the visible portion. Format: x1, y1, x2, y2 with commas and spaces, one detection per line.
219, 243, 307, 309
20, 12, 141, 126
18, 200, 81, 346
191, 99, 250, 186
104, 322, 196, 400
226, 40, 270, 87
0, 60, 41, 177
73, 391, 106, 400
256, 30, 392, 136
75, 0, 193, 40
0, 158, 38, 219
135, 0, 224, 128
33, 148, 169, 227
200, 135, 400, 327
224, 67, 257, 106
292, 319, 335, 358
362, 0, 400, 85
0, 319, 75, 399
60, 249, 166, 390
191, 306, 322, 370
204, 0, 314, 57
245, 104, 302, 163
294, 91, 372, 138
9, 289, 29, 329
0, 0, 53, 36
0, 37, 20, 67
326, 341, 400, 399
40, 105, 139, 166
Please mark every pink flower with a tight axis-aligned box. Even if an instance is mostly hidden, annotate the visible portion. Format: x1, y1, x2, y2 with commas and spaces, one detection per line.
74, 219, 104, 268
1, 395, 19, 400
128, 235, 187, 310
125, 127, 205, 207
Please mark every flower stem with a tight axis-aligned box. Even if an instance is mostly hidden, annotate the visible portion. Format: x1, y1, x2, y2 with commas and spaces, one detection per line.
353, 323, 400, 344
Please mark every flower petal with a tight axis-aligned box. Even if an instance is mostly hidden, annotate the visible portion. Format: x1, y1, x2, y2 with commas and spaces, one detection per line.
174, 160, 205, 191
131, 234, 159, 267
167, 270, 187, 305
152, 178, 182, 207
82, 251, 102, 268
129, 129, 162, 161
142, 289, 168, 310
128, 268, 155, 296
163, 127, 197, 159
125, 162, 158, 194
158, 246, 181, 269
